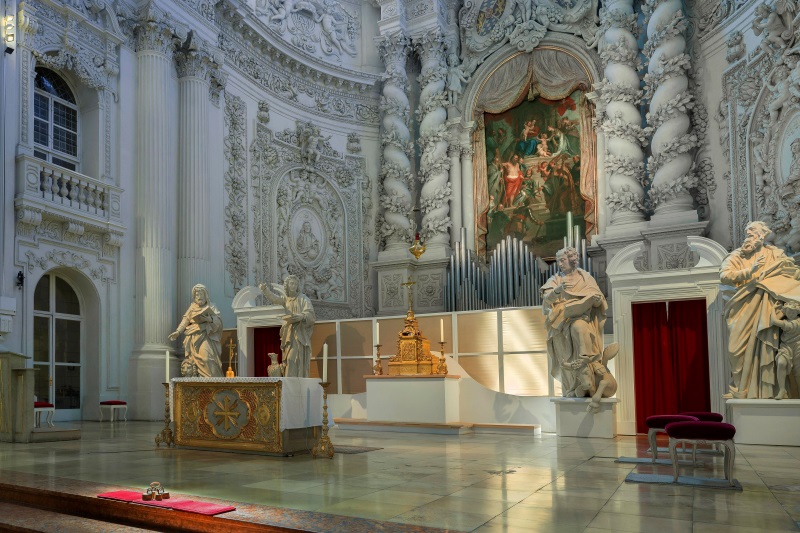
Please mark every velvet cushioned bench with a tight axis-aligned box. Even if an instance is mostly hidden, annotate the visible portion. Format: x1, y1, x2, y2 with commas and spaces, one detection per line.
645, 414, 698, 462
666, 421, 736, 486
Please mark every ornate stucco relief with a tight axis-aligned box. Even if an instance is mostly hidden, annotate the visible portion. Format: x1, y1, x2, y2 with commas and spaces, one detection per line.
457, 0, 600, 79
721, 0, 800, 250
223, 94, 248, 293
250, 116, 374, 318
254, 0, 359, 61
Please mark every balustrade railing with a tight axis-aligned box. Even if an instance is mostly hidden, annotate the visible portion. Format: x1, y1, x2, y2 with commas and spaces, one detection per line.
35, 160, 111, 218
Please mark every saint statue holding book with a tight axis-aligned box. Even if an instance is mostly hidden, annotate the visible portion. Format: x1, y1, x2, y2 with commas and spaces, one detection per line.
169, 284, 224, 377
541, 247, 615, 402
259, 275, 316, 378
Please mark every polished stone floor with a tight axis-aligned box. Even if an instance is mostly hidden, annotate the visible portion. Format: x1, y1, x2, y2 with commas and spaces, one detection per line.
1, 421, 799, 532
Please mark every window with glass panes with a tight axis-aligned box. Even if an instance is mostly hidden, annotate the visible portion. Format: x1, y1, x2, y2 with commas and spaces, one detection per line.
33, 68, 79, 171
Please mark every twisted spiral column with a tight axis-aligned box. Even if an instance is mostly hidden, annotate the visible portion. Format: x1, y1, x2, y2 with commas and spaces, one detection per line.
594, 0, 646, 225
377, 33, 414, 254
643, 0, 696, 215
415, 30, 451, 248
175, 47, 214, 306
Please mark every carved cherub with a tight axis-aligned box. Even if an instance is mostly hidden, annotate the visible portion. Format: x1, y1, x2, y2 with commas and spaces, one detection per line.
772, 301, 800, 399
446, 53, 469, 105
753, 4, 790, 56
726, 31, 745, 63
768, 64, 792, 123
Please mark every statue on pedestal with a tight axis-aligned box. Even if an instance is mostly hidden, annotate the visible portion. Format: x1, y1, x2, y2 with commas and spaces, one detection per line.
541, 247, 618, 407
168, 284, 223, 378
721, 221, 800, 399
259, 275, 315, 378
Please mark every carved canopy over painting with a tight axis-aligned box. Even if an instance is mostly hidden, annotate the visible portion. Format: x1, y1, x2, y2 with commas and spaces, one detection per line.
472, 49, 596, 257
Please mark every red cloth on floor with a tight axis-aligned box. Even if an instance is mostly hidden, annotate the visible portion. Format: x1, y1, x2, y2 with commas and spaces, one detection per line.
97, 491, 236, 516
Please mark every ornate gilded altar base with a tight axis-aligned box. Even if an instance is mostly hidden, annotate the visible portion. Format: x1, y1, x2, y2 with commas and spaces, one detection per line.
172, 378, 322, 455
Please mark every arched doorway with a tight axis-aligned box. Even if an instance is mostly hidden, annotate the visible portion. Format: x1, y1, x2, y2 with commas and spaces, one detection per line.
32, 273, 84, 421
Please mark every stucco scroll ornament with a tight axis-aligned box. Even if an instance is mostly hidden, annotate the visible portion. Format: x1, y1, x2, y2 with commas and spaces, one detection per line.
457, 0, 599, 78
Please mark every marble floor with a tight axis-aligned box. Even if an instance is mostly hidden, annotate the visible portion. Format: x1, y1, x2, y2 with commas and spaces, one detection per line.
1, 422, 799, 532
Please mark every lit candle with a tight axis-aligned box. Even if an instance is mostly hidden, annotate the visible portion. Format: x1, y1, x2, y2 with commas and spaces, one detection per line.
322, 343, 328, 383
376, 322, 380, 345
165, 350, 170, 383
440, 318, 444, 343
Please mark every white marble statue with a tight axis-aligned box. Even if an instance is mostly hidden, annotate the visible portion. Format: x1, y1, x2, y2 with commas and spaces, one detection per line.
541, 247, 618, 405
267, 352, 286, 377
259, 275, 316, 378
720, 221, 800, 399
168, 284, 224, 378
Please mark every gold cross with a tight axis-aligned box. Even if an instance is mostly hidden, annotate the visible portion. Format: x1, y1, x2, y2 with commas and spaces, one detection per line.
213, 396, 240, 431
401, 278, 416, 311
226, 338, 236, 360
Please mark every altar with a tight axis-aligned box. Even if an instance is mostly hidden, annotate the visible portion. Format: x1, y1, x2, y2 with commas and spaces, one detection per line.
171, 378, 322, 455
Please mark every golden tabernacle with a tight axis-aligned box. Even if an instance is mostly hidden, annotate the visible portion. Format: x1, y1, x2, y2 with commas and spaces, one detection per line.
389, 307, 435, 375
172, 377, 322, 455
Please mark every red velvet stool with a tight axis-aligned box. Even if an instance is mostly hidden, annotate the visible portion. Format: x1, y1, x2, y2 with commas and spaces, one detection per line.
645, 415, 698, 462
666, 421, 736, 485
34, 401, 55, 428
99, 400, 128, 422
679, 411, 723, 422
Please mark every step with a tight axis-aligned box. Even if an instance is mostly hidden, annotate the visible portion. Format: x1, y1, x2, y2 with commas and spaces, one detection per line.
30, 426, 81, 443
335, 418, 474, 434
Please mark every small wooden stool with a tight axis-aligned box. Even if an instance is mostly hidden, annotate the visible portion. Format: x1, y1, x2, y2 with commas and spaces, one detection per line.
34, 401, 55, 428
99, 400, 128, 422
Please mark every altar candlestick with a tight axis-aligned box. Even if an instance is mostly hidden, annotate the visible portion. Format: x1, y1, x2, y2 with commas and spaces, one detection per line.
440, 318, 444, 343
322, 343, 328, 383
376, 322, 380, 345
165, 350, 170, 383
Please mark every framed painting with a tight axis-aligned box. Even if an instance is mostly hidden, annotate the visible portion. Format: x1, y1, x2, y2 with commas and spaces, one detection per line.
482, 89, 587, 258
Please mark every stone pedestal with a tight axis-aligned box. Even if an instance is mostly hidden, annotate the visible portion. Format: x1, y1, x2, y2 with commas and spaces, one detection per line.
551, 397, 618, 438
726, 399, 800, 446
372, 257, 449, 315
0, 352, 33, 443
365, 374, 460, 423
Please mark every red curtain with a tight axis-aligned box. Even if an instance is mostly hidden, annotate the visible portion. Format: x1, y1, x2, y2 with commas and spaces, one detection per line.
631, 299, 710, 433
253, 327, 281, 377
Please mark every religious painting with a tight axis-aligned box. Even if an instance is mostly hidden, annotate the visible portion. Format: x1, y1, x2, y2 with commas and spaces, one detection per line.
220, 329, 239, 377
483, 89, 586, 258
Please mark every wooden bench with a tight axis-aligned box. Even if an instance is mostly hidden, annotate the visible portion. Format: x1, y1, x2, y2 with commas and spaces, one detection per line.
99, 400, 127, 422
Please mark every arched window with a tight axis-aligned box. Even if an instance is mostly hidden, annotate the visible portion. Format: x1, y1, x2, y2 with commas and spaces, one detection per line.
33, 274, 83, 415
33, 67, 79, 171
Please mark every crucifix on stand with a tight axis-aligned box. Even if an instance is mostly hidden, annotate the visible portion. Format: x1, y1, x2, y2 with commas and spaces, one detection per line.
225, 337, 236, 378
401, 278, 416, 312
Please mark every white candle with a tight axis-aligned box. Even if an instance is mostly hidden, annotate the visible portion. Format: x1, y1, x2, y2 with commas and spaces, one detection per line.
440, 318, 444, 343
322, 343, 328, 383
165, 350, 170, 383
376, 322, 380, 345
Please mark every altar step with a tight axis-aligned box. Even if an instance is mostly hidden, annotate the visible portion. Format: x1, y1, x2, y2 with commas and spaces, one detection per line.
30, 426, 81, 443
0, 479, 302, 533
334, 418, 540, 436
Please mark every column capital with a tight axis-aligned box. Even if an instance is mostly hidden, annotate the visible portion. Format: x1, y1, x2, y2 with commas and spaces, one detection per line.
134, 18, 182, 56
175, 48, 216, 81
413, 27, 446, 59
377, 32, 410, 68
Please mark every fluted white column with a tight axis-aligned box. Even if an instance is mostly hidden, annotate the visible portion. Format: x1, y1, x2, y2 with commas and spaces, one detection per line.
448, 143, 462, 248
415, 30, 451, 250
134, 21, 177, 352
377, 33, 414, 256
175, 49, 213, 306
461, 144, 474, 249
594, 0, 647, 225
643, 0, 696, 215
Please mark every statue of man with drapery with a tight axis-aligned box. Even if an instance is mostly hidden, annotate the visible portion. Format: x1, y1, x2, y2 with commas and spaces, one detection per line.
720, 221, 800, 398
259, 275, 316, 378
541, 247, 610, 398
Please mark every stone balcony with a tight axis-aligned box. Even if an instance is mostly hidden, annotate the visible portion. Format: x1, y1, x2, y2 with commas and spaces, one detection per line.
14, 155, 125, 244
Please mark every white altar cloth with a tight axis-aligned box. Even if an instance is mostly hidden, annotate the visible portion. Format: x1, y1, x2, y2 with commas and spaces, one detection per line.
170, 377, 323, 431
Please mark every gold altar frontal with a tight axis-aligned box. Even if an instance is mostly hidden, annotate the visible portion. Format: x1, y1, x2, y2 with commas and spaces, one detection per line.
173, 379, 320, 455
388, 308, 435, 375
